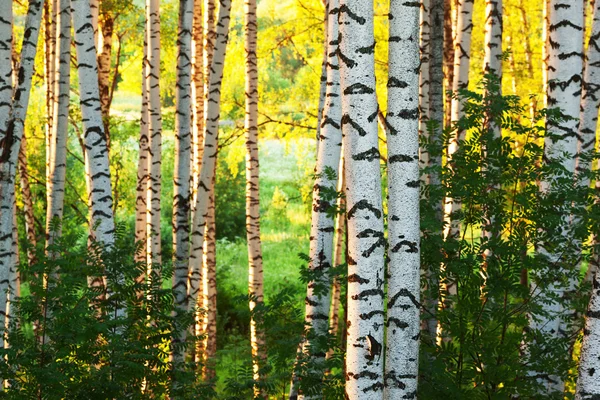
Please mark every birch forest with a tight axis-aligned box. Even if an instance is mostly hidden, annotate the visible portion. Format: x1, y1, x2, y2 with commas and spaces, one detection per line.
3, 0, 600, 398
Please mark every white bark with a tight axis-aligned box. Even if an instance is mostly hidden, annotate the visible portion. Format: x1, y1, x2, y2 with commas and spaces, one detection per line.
576, 269, 600, 398
315, 1, 329, 149
18, 132, 37, 265
188, 0, 232, 317
145, 0, 162, 267
0, 0, 12, 143
0, 0, 44, 344
531, 0, 584, 394
339, 1, 386, 398
200, 188, 217, 378
419, 0, 431, 170
424, 0, 444, 340
72, 0, 115, 248
444, 0, 474, 242
328, 157, 345, 344
483, 0, 502, 78
135, 36, 149, 265
578, 0, 600, 182
244, 0, 266, 392
383, 1, 421, 398
45, 0, 57, 204
190, 0, 204, 221
297, 2, 342, 398
46, 0, 70, 246
171, 0, 194, 365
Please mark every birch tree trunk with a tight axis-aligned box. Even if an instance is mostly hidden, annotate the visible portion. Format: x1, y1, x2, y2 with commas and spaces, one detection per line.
297, 2, 342, 397
46, 0, 70, 247
383, 1, 421, 398
145, 0, 162, 267
449, 0, 474, 129
419, 0, 431, 171
188, 0, 232, 332
0, 0, 44, 346
483, 0, 502, 79
531, 0, 584, 394
135, 36, 149, 265
18, 132, 37, 265
90, 0, 98, 47
577, 236, 600, 398
424, 0, 444, 340
171, 0, 194, 366
481, 0, 502, 254
191, 0, 204, 220
198, 0, 218, 374
201, 188, 217, 379
315, 1, 329, 148
44, 0, 56, 203
443, 0, 455, 128
97, 8, 114, 145
328, 154, 346, 351
578, 0, 600, 182
0, 0, 12, 143
244, 0, 267, 392
338, 1, 386, 398
72, 0, 115, 248
440, 0, 474, 307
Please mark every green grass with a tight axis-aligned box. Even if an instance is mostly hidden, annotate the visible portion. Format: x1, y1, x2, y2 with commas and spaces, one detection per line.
215, 139, 314, 301
213, 138, 315, 393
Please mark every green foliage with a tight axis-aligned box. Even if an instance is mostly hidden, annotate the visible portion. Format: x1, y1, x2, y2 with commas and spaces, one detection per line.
0, 227, 212, 399
419, 75, 598, 398
215, 155, 246, 241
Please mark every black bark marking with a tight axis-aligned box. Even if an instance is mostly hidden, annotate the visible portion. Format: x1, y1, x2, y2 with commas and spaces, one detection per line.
344, 83, 375, 95
341, 114, 368, 136
352, 147, 380, 162
347, 199, 382, 219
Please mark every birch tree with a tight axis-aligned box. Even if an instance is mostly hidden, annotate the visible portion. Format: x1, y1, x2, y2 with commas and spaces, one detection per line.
443, 0, 454, 128
44, 0, 57, 202
483, 0, 502, 79
449, 0, 475, 127
171, 0, 194, 365
46, 0, 71, 246
188, 0, 232, 337
190, 0, 204, 220
338, 1, 386, 397
328, 155, 346, 353
443, 0, 474, 242
244, 0, 267, 390
145, 0, 162, 267
383, 1, 421, 398
530, 0, 584, 393
199, 0, 218, 374
315, 0, 329, 148
577, 259, 600, 398
201, 191, 217, 378
578, 0, 600, 185
424, 0, 444, 339
97, 4, 114, 141
0, 0, 12, 145
18, 132, 38, 265
297, 1, 342, 396
419, 0, 431, 170
71, 0, 115, 248
135, 37, 149, 265
580, 0, 600, 284
0, 0, 44, 344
